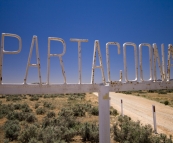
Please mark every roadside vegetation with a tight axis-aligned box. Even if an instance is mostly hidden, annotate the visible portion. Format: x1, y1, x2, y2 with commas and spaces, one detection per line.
0, 93, 172, 143
121, 89, 173, 107
113, 115, 173, 143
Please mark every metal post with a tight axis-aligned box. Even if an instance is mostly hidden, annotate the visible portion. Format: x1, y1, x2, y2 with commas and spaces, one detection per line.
98, 85, 110, 143
152, 105, 157, 133
121, 99, 123, 116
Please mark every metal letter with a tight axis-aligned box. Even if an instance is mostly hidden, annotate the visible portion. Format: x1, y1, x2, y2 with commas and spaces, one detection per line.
47, 37, 66, 84
139, 43, 153, 81
123, 42, 138, 82
167, 44, 173, 81
161, 44, 166, 80
24, 36, 42, 84
106, 42, 121, 83
0, 33, 22, 84
153, 43, 164, 81
91, 40, 105, 84
70, 38, 88, 84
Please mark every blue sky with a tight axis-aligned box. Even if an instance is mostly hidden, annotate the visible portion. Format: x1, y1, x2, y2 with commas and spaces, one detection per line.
1, 0, 173, 84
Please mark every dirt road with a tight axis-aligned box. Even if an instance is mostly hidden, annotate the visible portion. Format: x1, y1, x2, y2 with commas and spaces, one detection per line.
94, 92, 173, 136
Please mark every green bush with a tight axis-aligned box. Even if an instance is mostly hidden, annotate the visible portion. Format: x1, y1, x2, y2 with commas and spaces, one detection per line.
14, 104, 21, 110
28, 138, 39, 143
47, 94, 64, 98
148, 90, 155, 93
68, 94, 77, 100
30, 95, 39, 101
19, 112, 28, 121
113, 115, 152, 143
158, 90, 167, 94
68, 93, 85, 100
0, 104, 14, 118
35, 103, 39, 109
43, 101, 55, 109
7, 111, 19, 120
90, 106, 99, 116
38, 125, 75, 143
18, 124, 38, 143
4, 139, 10, 143
164, 100, 169, 105
6, 95, 21, 102
36, 107, 46, 115
58, 107, 73, 117
7, 111, 27, 121
26, 113, 37, 123
50, 94, 59, 98
80, 122, 99, 142
47, 111, 56, 118
44, 94, 52, 98
150, 134, 173, 143
57, 108, 78, 129
21, 103, 32, 112
4, 120, 21, 141
41, 116, 78, 142
72, 104, 88, 117
122, 91, 132, 94
110, 108, 118, 116
23, 96, 27, 99
167, 89, 173, 93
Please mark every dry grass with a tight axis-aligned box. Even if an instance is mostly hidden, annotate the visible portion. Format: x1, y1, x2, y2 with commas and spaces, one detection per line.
131, 90, 173, 107
0, 93, 119, 143
0, 93, 93, 143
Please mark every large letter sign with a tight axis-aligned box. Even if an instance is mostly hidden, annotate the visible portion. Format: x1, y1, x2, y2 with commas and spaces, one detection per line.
0, 33, 173, 91
1, 33, 173, 143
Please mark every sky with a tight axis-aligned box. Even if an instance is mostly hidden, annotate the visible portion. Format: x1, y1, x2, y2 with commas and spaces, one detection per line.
1, 0, 173, 84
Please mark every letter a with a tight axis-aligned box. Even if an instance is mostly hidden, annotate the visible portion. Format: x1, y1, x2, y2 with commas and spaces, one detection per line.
24, 35, 42, 84
91, 40, 105, 84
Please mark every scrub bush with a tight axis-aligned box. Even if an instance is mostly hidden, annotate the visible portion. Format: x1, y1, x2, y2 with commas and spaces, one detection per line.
122, 91, 132, 94
26, 113, 37, 123
18, 124, 38, 143
110, 108, 118, 116
14, 103, 21, 110
36, 107, 46, 115
72, 104, 87, 117
6, 95, 21, 102
43, 94, 52, 98
90, 106, 99, 116
164, 100, 169, 105
21, 103, 32, 112
158, 90, 167, 94
80, 122, 99, 142
43, 101, 51, 108
30, 95, 39, 101
0, 104, 14, 118
113, 115, 173, 143
4, 120, 21, 141
35, 103, 39, 109
43, 101, 55, 109
46, 111, 56, 118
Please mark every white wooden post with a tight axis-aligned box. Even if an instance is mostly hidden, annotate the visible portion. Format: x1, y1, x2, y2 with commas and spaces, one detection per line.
121, 99, 123, 116
98, 85, 110, 143
152, 105, 157, 134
